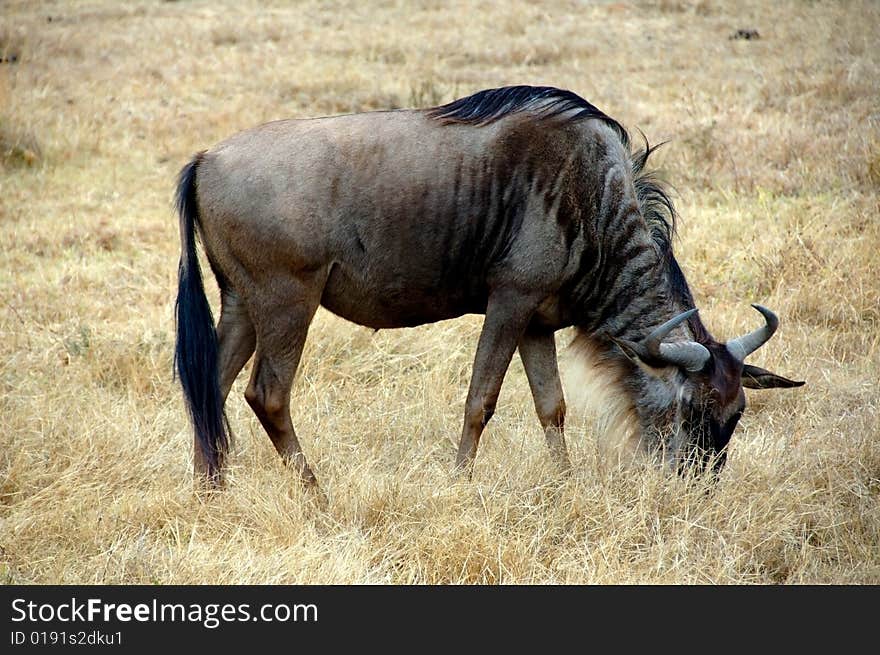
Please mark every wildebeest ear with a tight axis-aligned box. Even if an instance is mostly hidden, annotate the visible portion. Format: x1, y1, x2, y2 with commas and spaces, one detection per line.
609, 336, 669, 376
742, 364, 805, 389
609, 336, 641, 363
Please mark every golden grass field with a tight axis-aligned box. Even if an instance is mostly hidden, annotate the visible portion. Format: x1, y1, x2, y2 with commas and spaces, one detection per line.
1, 0, 878, 584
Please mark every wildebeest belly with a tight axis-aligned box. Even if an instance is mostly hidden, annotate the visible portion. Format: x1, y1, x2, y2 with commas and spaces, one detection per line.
320, 260, 488, 329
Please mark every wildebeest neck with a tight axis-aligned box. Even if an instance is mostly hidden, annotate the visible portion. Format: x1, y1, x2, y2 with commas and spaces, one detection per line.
566, 167, 680, 344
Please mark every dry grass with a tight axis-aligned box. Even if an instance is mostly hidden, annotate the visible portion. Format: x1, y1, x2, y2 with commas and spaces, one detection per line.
1, 0, 878, 584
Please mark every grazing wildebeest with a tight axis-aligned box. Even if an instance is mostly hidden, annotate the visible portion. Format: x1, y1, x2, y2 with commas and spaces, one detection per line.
174, 85, 803, 488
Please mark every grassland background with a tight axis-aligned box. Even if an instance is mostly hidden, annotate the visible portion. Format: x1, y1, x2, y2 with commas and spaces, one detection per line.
1, 0, 878, 584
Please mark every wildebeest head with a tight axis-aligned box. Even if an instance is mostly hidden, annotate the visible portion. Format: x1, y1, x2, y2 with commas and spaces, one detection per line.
612, 305, 804, 473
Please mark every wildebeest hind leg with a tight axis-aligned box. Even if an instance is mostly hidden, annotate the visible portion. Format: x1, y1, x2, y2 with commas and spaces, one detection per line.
518, 326, 571, 473
192, 291, 257, 481
244, 272, 324, 487
217, 290, 256, 402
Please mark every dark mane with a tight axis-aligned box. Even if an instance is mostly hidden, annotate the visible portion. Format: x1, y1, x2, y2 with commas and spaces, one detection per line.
632, 142, 710, 341
631, 139, 708, 339
426, 85, 630, 147
428, 87, 674, 247
630, 135, 676, 258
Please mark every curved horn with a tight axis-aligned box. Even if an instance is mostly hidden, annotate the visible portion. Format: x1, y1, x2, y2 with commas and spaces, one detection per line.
726, 304, 779, 362
657, 340, 711, 372
644, 308, 711, 373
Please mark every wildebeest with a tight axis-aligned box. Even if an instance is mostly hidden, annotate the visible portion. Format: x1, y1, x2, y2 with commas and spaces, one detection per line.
174, 85, 803, 488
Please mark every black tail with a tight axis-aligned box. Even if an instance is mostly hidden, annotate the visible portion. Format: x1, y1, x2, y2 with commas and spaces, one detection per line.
174, 152, 228, 481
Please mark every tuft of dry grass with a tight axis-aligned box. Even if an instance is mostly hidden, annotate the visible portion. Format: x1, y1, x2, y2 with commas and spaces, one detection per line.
1, 0, 878, 584
0, 123, 40, 168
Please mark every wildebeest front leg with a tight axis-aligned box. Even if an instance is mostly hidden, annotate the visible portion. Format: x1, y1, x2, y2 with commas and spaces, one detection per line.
455, 294, 535, 478
518, 326, 571, 472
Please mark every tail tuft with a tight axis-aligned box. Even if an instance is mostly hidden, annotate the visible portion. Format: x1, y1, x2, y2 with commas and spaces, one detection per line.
174, 152, 229, 481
